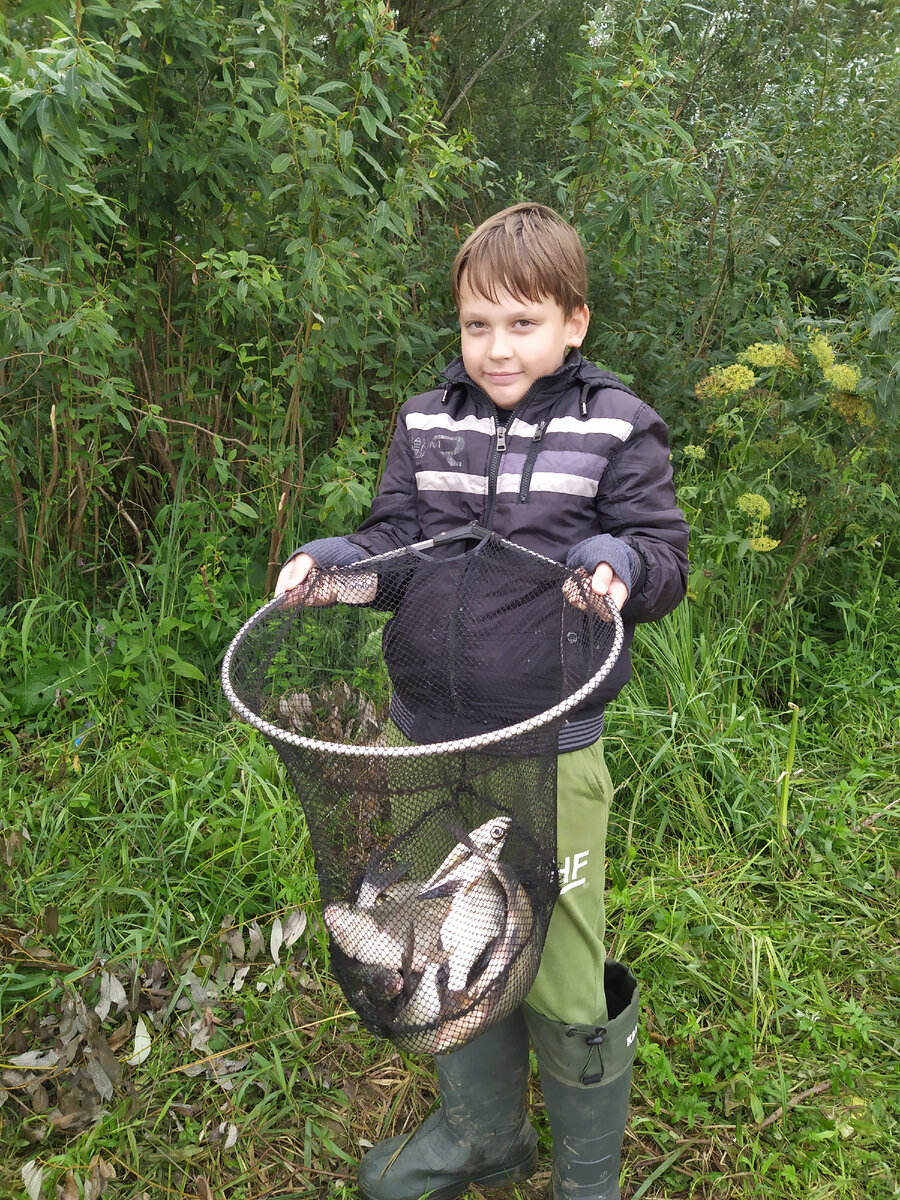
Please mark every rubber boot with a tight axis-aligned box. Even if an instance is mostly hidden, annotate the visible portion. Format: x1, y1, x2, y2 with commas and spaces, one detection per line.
524, 960, 639, 1200
357, 1010, 538, 1200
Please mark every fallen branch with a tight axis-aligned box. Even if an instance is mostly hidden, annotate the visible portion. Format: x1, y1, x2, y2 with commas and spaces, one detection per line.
852, 794, 900, 832
756, 1079, 832, 1131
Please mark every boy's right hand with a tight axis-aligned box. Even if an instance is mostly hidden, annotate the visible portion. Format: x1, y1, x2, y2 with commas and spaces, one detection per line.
274, 553, 377, 606
275, 552, 317, 598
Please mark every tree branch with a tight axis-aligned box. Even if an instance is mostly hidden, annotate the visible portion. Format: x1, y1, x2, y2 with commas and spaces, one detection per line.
441, 6, 550, 123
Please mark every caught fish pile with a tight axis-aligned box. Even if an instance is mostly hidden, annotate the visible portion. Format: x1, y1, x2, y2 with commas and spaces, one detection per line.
323, 817, 539, 1055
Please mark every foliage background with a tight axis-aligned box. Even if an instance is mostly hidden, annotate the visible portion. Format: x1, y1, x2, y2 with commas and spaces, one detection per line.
1, 0, 898, 1197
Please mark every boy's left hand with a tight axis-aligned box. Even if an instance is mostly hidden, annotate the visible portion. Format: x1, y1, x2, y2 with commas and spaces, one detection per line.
563, 563, 628, 616
589, 561, 628, 611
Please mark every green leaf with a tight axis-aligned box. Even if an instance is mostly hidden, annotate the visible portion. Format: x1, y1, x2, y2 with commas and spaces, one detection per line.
299, 93, 341, 117
869, 307, 894, 337
36, 95, 54, 136
0, 119, 19, 162
271, 153, 293, 173
663, 117, 693, 147
168, 657, 206, 681
357, 107, 377, 141
259, 112, 284, 139
353, 147, 387, 180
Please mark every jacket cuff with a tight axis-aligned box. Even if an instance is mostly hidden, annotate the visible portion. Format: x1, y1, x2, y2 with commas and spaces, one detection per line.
566, 535, 639, 596
284, 537, 372, 569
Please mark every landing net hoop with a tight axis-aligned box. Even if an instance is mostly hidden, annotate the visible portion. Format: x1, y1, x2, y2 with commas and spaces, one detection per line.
222, 527, 624, 757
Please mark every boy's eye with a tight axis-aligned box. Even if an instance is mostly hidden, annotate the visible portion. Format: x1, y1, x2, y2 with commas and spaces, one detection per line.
514, 319, 534, 328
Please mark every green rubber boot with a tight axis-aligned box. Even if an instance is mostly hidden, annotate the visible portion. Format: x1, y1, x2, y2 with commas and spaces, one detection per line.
524, 961, 640, 1200
357, 1011, 538, 1200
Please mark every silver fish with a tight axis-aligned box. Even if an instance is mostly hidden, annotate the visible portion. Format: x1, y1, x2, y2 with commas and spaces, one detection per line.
331, 817, 512, 974
420, 816, 512, 895
428, 859, 536, 1055
326, 816, 533, 1053
400, 959, 450, 1030
418, 816, 512, 993
325, 881, 447, 976
430, 870, 506, 993
323, 903, 406, 966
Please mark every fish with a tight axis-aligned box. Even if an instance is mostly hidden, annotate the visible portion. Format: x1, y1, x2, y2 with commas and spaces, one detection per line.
325, 815, 535, 1054
324, 880, 448, 978
399, 959, 451, 1030
429, 859, 536, 1055
424, 870, 506, 992
420, 816, 512, 895
323, 903, 406, 967
418, 815, 513, 993
329, 817, 512, 969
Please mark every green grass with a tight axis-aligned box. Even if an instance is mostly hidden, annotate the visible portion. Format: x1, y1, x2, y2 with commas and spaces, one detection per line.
1, 591, 898, 1199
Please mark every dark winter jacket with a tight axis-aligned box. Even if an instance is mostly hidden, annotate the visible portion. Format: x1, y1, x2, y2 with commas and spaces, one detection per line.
294, 351, 689, 747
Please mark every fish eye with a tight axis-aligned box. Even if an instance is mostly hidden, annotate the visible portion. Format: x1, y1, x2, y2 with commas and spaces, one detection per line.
490, 825, 504, 840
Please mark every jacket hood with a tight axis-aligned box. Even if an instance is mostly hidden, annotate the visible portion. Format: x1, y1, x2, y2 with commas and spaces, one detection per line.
439, 350, 625, 414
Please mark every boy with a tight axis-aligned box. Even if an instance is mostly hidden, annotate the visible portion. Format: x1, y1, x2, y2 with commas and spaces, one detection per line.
276, 204, 689, 1200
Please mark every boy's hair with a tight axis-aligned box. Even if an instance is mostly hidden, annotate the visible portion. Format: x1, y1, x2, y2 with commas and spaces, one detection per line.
451, 203, 587, 317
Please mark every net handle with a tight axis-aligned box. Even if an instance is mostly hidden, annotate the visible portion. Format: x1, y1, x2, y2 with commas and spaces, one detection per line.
221, 533, 625, 758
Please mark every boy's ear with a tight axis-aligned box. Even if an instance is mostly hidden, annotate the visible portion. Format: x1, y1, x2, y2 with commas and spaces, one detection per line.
566, 304, 590, 348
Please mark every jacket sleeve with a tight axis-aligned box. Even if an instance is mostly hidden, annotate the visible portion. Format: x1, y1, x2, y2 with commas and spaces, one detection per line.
283, 536, 372, 568
347, 407, 423, 557
590, 402, 689, 623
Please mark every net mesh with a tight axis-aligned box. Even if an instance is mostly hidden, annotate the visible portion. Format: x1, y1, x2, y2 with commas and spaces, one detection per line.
222, 529, 623, 1054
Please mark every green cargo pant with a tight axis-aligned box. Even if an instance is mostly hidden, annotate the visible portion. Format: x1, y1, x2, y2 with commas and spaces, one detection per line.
525, 738, 613, 1026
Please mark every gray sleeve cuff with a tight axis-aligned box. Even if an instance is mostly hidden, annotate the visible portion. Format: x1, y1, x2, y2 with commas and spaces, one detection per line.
284, 537, 372, 569
566, 535, 639, 596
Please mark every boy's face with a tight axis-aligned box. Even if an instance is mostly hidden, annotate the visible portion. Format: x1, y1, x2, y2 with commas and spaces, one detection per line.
457, 279, 589, 409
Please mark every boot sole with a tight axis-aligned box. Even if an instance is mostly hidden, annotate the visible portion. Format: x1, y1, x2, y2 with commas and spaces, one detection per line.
358, 1147, 538, 1200
472, 1145, 539, 1190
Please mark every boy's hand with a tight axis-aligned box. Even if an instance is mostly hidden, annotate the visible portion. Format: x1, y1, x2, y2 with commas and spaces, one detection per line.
563, 564, 627, 617
274, 553, 377, 606
589, 561, 628, 611
275, 553, 317, 598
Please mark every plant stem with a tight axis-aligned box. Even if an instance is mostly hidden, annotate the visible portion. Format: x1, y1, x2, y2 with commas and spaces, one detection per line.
778, 702, 800, 841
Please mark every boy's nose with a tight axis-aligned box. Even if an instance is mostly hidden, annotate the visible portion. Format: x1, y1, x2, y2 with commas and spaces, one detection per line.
487, 331, 513, 360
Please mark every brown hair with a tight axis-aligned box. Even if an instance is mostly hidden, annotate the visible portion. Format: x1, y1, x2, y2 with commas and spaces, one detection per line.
451, 203, 587, 317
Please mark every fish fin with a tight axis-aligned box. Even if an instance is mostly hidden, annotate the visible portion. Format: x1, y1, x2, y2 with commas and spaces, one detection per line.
401, 965, 423, 1003
357, 854, 412, 907
465, 934, 500, 989
397, 921, 423, 1001
401, 920, 416, 972
418, 878, 463, 901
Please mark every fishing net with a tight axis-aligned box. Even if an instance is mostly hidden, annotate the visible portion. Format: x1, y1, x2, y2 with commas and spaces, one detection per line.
222, 526, 623, 1055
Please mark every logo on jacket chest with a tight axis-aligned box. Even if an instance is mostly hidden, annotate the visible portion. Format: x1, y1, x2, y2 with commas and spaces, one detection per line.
413, 432, 466, 467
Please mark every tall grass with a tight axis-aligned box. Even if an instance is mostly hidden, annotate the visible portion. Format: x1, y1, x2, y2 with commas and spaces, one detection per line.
2, 559, 898, 1198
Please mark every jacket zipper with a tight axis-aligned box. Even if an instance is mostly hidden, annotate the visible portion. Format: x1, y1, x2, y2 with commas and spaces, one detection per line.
482, 414, 510, 525
474, 382, 541, 524
518, 419, 547, 502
